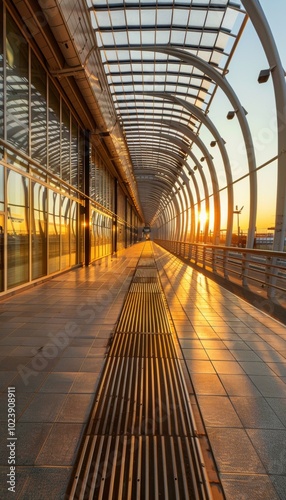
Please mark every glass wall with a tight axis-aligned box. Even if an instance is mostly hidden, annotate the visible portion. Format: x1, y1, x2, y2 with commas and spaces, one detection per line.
6, 15, 29, 155
0, 164, 4, 291
48, 190, 60, 274
31, 55, 47, 167
7, 170, 29, 288
32, 182, 47, 280
70, 200, 78, 266
90, 207, 112, 261
61, 102, 71, 183
0, 4, 3, 141
61, 195, 70, 269
0, 3, 138, 295
48, 81, 61, 177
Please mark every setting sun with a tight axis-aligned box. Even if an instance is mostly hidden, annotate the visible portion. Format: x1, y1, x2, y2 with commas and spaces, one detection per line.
199, 211, 208, 228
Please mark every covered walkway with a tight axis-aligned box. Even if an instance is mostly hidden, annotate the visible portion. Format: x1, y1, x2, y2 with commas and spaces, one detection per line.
1, 1, 286, 498
1, 242, 286, 499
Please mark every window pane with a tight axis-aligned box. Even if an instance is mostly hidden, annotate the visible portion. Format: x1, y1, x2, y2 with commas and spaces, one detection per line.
61, 195, 70, 269
71, 119, 78, 187
0, 3, 3, 139
0, 164, 4, 211
32, 182, 47, 279
0, 214, 4, 291
61, 102, 70, 183
6, 13, 29, 154
31, 54, 47, 167
7, 170, 29, 288
70, 200, 78, 266
48, 80, 60, 176
48, 190, 60, 273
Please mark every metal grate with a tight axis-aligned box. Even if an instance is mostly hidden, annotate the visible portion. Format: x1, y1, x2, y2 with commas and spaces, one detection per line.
108, 332, 176, 358
68, 246, 211, 499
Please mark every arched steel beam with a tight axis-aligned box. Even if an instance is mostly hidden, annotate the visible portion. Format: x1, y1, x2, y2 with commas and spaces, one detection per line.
134, 147, 196, 241
129, 128, 208, 242
146, 91, 234, 245
133, 136, 203, 242
125, 119, 213, 241
135, 154, 196, 242
241, 0, 286, 250
139, 180, 179, 235
138, 164, 189, 239
146, 118, 220, 243
143, 132, 205, 241
118, 45, 257, 247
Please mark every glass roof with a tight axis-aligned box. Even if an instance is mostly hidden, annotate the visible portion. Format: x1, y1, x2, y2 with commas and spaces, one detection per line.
87, 0, 246, 224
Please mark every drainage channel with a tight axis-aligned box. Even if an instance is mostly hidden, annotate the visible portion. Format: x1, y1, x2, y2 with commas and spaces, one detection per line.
67, 243, 213, 499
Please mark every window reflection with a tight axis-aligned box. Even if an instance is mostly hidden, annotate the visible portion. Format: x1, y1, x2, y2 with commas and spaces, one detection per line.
7, 170, 29, 288
6, 14, 29, 154
71, 119, 79, 188
48, 190, 60, 273
48, 81, 60, 176
61, 195, 70, 269
0, 214, 4, 292
61, 102, 70, 183
70, 200, 78, 266
0, 4, 3, 139
32, 182, 47, 279
31, 54, 47, 167
0, 164, 4, 211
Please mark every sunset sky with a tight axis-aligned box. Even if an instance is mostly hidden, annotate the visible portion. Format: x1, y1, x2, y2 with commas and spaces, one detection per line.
205, 0, 286, 235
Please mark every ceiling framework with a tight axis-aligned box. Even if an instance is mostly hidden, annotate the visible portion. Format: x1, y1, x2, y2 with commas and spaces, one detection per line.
88, 0, 247, 243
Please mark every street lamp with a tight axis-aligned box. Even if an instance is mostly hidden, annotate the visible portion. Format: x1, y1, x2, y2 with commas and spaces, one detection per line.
233, 205, 244, 245
257, 66, 276, 83
227, 108, 248, 119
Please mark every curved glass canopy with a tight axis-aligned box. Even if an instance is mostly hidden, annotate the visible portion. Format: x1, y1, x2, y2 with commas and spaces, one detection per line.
87, 0, 247, 234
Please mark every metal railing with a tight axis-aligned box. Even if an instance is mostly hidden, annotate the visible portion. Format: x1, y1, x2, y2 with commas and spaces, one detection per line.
155, 239, 286, 302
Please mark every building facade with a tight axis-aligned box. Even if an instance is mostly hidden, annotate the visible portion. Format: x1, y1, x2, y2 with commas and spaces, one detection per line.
0, 1, 140, 296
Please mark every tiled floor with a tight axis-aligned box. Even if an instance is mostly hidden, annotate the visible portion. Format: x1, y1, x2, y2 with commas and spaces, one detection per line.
0, 242, 286, 499
154, 244, 286, 500
0, 248, 142, 499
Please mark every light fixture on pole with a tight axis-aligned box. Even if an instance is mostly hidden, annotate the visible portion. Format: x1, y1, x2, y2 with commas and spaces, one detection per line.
257, 66, 276, 84
227, 108, 248, 120
210, 138, 226, 147
200, 155, 214, 161
233, 205, 244, 245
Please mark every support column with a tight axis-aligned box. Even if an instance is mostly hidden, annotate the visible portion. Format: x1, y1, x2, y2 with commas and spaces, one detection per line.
241, 0, 286, 251
83, 130, 90, 267
113, 178, 118, 254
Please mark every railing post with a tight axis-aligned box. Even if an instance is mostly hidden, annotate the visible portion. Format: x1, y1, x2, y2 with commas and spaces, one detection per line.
202, 246, 206, 269
212, 247, 217, 273
223, 249, 229, 279
266, 256, 276, 299
242, 252, 249, 287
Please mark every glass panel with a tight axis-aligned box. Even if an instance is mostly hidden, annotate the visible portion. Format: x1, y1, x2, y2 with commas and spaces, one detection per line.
71, 118, 78, 187
48, 190, 60, 273
32, 182, 47, 279
31, 53, 47, 167
0, 214, 4, 291
61, 101, 70, 183
48, 80, 60, 176
61, 195, 70, 269
90, 208, 96, 261
0, 3, 3, 139
0, 164, 4, 211
70, 200, 78, 266
7, 170, 29, 288
6, 13, 29, 154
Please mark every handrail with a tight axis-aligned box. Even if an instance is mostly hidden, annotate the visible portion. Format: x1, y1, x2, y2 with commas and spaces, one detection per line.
155, 239, 286, 302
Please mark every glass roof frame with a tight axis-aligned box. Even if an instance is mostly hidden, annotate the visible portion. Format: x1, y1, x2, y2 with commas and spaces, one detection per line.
88, 0, 246, 224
